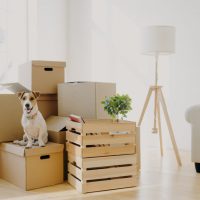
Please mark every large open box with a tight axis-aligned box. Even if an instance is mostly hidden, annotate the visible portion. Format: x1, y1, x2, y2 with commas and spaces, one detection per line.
19, 60, 66, 94
58, 82, 116, 119
0, 93, 57, 143
66, 118, 138, 193
0, 94, 23, 142
0, 142, 64, 190
46, 115, 68, 180
0, 94, 58, 142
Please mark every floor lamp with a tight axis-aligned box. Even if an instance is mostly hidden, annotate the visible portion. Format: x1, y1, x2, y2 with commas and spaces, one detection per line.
138, 25, 182, 166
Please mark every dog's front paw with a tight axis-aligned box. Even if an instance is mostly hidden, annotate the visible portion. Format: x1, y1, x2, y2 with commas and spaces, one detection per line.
26, 143, 32, 148
39, 141, 45, 147
13, 140, 19, 144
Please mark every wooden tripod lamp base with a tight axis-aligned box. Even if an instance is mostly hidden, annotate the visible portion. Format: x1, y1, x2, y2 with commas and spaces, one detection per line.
138, 86, 182, 166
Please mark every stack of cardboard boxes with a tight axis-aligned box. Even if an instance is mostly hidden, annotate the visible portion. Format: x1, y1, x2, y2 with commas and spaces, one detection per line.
0, 60, 66, 190
0, 60, 116, 191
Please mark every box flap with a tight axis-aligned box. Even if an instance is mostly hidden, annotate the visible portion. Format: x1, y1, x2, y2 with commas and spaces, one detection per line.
46, 115, 67, 132
0, 82, 30, 93
0, 143, 25, 157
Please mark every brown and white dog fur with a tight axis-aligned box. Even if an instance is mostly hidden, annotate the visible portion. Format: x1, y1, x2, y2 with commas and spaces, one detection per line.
14, 91, 48, 148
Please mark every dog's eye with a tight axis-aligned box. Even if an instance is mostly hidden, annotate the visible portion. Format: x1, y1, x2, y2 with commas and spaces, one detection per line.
22, 97, 26, 101
30, 97, 34, 101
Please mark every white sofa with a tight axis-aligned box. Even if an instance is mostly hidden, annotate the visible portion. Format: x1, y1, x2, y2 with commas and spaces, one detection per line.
185, 105, 200, 172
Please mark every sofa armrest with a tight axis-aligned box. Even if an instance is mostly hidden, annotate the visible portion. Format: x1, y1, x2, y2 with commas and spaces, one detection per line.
185, 105, 200, 124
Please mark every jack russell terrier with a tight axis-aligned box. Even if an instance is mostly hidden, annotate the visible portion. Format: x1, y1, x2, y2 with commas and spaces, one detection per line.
14, 91, 48, 148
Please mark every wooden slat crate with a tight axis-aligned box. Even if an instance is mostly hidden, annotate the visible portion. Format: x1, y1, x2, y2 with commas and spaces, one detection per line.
66, 119, 138, 193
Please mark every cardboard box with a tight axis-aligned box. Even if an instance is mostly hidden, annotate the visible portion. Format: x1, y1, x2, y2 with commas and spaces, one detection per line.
58, 82, 116, 119
19, 60, 66, 94
0, 94, 23, 142
46, 115, 67, 143
46, 115, 67, 180
38, 94, 58, 119
0, 93, 57, 143
0, 142, 64, 190
0, 83, 58, 120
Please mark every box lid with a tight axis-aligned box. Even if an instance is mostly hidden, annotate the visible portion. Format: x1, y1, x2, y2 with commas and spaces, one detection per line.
59, 81, 115, 85
46, 116, 67, 132
0, 82, 30, 93
32, 60, 66, 68
0, 142, 63, 157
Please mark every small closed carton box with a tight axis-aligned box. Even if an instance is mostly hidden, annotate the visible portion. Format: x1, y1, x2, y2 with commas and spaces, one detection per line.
19, 60, 66, 94
46, 115, 67, 180
58, 82, 116, 119
0, 142, 64, 190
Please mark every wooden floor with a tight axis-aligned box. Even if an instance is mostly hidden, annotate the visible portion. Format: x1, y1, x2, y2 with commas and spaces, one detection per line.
0, 148, 200, 200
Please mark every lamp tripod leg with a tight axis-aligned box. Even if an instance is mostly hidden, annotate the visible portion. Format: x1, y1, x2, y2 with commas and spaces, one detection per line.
158, 89, 182, 166
152, 88, 158, 133
152, 55, 159, 133
138, 88, 153, 126
157, 97, 163, 156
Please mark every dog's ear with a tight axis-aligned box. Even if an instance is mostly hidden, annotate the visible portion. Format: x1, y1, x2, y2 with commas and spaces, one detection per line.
32, 91, 40, 99
17, 91, 25, 99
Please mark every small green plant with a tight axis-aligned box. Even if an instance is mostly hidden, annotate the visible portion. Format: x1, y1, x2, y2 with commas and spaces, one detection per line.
101, 94, 132, 121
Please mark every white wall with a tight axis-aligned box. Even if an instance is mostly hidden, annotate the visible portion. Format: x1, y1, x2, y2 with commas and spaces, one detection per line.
36, 0, 68, 61
0, 0, 28, 84
67, 0, 200, 151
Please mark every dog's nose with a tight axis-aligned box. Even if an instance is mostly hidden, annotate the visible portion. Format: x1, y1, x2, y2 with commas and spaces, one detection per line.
25, 103, 30, 108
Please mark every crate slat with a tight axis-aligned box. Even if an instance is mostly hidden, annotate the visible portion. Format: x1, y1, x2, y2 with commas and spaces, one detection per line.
68, 163, 82, 180
82, 154, 137, 169
67, 143, 81, 157
66, 120, 82, 133
82, 144, 136, 158
68, 173, 82, 193
66, 131, 82, 145
67, 143, 136, 158
82, 133, 135, 146
82, 176, 138, 193
83, 122, 136, 135
68, 154, 82, 168
82, 165, 137, 180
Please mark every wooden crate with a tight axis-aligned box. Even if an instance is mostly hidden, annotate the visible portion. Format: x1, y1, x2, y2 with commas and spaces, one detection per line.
66, 119, 138, 193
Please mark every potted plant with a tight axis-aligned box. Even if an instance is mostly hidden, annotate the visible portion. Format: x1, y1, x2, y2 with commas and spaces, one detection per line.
101, 94, 132, 122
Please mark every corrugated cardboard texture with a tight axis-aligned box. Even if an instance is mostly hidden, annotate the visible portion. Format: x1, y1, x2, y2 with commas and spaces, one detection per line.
0, 94, 23, 142
95, 83, 117, 119
19, 60, 66, 94
0, 94, 58, 142
58, 82, 96, 118
0, 142, 64, 190
46, 115, 67, 180
0, 151, 26, 188
58, 82, 116, 119
38, 100, 58, 119
46, 115, 67, 132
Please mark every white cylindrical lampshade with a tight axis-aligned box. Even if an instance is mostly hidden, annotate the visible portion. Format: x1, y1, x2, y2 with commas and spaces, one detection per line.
141, 25, 175, 55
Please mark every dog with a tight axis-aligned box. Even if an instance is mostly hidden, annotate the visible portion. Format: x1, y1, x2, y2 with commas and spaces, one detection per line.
13, 91, 48, 148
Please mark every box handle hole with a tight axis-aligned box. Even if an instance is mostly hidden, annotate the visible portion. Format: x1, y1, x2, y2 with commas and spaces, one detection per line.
44, 67, 53, 71
40, 155, 50, 160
